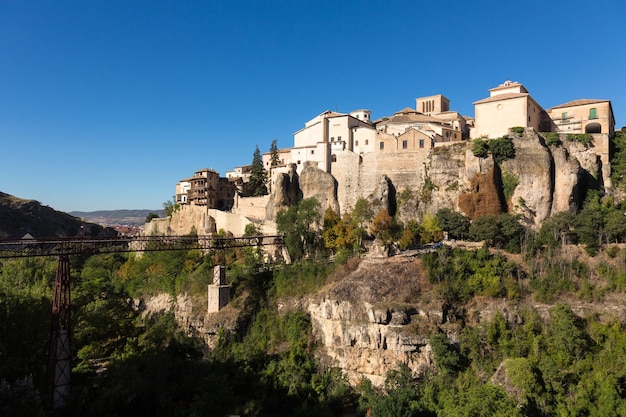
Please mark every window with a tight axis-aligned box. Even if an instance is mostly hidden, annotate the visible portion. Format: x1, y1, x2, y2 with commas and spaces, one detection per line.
589, 108, 597, 119
338, 136, 342, 141
379, 142, 384, 150
297, 160, 301, 164
562, 112, 568, 122
355, 140, 359, 146
419, 139, 424, 148
365, 139, 369, 145
330, 137, 334, 141
402, 140, 408, 149
331, 154, 337, 162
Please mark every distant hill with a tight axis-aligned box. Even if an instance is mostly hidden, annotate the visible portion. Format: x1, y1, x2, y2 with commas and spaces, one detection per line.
70, 209, 165, 226
0, 192, 117, 239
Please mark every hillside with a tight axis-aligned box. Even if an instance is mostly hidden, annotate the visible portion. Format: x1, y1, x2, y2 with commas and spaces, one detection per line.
0, 191, 117, 239
70, 209, 165, 226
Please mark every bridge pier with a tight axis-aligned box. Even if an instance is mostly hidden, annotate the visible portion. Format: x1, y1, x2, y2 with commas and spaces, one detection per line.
208, 265, 230, 313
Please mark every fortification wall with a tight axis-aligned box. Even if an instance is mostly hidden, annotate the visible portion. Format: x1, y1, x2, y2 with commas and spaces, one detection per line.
142, 204, 254, 236
231, 195, 270, 220
332, 149, 430, 213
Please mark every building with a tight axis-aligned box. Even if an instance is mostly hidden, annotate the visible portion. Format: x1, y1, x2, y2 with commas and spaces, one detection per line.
546, 99, 615, 137
176, 168, 236, 210
471, 81, 549, 138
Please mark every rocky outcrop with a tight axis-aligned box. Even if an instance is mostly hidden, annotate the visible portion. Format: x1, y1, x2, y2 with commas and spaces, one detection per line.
306, 258, 442, 386
458, 165, 504, 220
144, 204, 255, 236
550, 145, 582, 215
266, 163, 302, 219
501, 133, 553, 226
299, 162, 340, 214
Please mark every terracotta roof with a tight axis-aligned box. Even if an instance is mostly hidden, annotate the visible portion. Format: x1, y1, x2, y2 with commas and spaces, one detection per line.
550, 99, 609, 109
473, 92, 528, 105
379, 111, 440, 124
396, 107, 418, 114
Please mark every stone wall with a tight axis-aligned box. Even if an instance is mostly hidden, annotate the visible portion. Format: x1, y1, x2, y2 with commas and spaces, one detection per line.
231, 195, 270, 220
143, 204, 255, 236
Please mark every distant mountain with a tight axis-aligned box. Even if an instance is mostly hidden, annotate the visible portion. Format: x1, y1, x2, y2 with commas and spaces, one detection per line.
70, 209, 165, 226
0, 192, 117, 239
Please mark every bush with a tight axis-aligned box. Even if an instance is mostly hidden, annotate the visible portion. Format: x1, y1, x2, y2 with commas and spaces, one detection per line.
488, 135, 515, 164
567, 133, 593, 147
472, 138, 489, 158
510, 126, 525, 135
543, 132, 562, 146
501, 172, 519, 202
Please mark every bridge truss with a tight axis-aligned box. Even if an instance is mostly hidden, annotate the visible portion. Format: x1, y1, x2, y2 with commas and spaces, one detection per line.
0, 234, 284, 410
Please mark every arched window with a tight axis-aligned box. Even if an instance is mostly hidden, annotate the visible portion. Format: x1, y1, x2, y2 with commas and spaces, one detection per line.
585, 123, 601, 134
331, 154, 337, 162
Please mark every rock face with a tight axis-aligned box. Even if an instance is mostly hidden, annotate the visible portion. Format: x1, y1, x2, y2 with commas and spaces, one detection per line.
299, 162, 340, 214
266, 163, 302, 219
306, 258, 438, 386
327, 129, 605, 228
501, 133, 554, 226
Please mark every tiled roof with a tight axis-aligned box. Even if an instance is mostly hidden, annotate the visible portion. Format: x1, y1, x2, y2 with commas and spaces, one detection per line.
550, 99, 609, 109
473, 92, 528, 105
380, 112, 440, 124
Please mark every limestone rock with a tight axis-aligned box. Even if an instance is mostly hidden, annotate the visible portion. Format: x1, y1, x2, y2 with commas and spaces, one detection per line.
458, 165, 504, 220
299, 161, 340, 214
502, 134, 553, 227
266, 163, 302, 219
368, 175, 391, 216
550, 145, 582, 215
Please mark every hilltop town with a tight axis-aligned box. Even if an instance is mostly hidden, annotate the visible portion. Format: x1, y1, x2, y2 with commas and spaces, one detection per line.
147, 81, 616, 237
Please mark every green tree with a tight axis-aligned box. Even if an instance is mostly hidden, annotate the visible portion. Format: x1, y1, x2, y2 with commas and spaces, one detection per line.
472, 138, 489, 158
351, 198, 373, 248
163, 199, 179, 217
269, 139, 280, 167
248, 145, 268, 196
469, 215, 499, 243
489, 135, 515, 164
421, 212, 443, 243
436, 208, 470, 240
145, 212, 160, 223
539, 211, 576, 248
276, 198, 321, 260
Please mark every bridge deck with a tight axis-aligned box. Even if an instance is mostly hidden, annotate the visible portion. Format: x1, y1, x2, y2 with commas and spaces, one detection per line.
0, 235, 284, 258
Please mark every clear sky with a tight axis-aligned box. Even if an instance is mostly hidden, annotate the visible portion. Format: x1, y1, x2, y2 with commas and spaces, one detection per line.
1, 0, 625, 212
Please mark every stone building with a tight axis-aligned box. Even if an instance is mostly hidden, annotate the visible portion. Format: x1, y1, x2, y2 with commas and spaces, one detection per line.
175, 168, 236, 210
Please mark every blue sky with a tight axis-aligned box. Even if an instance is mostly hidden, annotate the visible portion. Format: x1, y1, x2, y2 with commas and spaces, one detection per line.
1, 0, 625, 212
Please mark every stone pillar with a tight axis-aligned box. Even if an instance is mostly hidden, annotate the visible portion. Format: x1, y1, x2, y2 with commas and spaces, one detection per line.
208, 265, 230, 313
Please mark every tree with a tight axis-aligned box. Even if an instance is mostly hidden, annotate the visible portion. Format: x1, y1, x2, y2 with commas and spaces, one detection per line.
421, 212, 443, 243
248, 145, 268, 196
469, 215, 499, 243
276, 198, 321, 260
370, 209, 394, 243
436, 208, 470, 240
351, 198, 373, 248
163, 199, 178, 217
269, 139, 280, 167
145, 212, 160, 223
488, 135, 515, 164
472, 138, 489, 158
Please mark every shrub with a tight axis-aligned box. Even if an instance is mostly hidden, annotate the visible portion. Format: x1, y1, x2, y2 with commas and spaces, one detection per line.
501, 171, 519, 202
472, 138, 489, 158
566, 133, 593, 147
543, 132, 562, 147
488, 136, 515, 164
510, 126, 525, 135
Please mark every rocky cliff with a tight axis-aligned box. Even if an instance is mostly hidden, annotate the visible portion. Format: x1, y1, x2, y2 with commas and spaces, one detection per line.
282, 129, 606, 228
